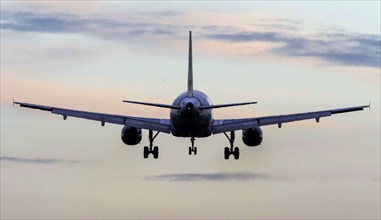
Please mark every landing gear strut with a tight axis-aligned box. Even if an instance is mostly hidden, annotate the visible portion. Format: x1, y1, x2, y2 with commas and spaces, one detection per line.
223, 131, 239, 160
144, 130, 160, 159
189, 137, 197, 155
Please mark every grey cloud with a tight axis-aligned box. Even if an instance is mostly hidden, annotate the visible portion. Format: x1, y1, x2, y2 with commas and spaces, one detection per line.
2, 11, 115, 33
275, 34, 381, 68
140, 10, 183, 17
148, 171, 378, 182
0, 10, 178, 36
0, 10, 12, 20
206, 31, 381, 68
206, 31, 282, 42
153, 29, 173, 35
2, 10, 379, 68
201, 25, 237, 33
147, 172, 274, 182
0, 156, 79, 164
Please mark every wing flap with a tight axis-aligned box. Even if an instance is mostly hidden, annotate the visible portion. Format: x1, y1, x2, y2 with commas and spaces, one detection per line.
53, 109, 126, 124
257, 111, 331, 126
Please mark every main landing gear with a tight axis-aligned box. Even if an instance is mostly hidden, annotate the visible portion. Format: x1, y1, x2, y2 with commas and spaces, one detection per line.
224, 131, 239, 160
189, 137, 197, 155
144, 130, 160, 159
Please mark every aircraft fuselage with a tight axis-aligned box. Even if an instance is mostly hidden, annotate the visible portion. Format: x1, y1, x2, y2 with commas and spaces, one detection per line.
170, 90, 213, 137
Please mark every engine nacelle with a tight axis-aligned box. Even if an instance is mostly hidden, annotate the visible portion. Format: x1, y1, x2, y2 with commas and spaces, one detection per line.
121, 126, 142, 145
242, 127, 263, 147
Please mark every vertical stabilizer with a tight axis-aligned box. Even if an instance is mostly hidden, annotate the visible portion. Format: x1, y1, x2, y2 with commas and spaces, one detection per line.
187, 31, 194, 97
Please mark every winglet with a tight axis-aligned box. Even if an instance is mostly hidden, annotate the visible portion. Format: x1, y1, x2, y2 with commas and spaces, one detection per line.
12, 98, 15, 107
187, 31, 193, 97
369, 101, 371, 112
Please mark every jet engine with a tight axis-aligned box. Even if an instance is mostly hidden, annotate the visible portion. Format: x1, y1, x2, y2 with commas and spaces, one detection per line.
242, 127, 263, 147
121, 126, 142, 145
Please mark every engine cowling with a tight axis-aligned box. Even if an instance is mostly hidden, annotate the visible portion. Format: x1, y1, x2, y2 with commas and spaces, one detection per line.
121, 126, 142, 145
242, 127, 263, 147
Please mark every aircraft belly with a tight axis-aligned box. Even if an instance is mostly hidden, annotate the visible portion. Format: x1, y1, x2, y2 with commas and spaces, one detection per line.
171, 115, 212, 137
172, 124, 212, 137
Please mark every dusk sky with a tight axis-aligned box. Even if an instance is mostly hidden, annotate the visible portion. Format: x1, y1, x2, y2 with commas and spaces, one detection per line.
1, 1, 380, 219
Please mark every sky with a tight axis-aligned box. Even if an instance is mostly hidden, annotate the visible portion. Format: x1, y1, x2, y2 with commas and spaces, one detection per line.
1, 1, 380, 219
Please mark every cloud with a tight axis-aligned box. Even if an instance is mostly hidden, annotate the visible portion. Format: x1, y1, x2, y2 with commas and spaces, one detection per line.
147, 172, 274, 182
205, 31, 381, 68
0, 156, 79, 164
201, 25, 239, 34
2, 11, 88, 32
206, 31, 282, 42
2, 10, 380, 68
275, 33, 381, 68
0, 10, 177, 37
147, 171, 379, 182
140, 10, 183, 17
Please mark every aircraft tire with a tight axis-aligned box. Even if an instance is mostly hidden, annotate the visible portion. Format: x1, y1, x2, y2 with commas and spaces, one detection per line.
224, 147, 230, 160
143, 146, 149, 159
233, 147, 240, 160
153, 146, 159, 159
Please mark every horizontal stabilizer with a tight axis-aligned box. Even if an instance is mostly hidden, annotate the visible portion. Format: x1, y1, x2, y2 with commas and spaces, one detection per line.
200, 101, 257, 110
123, 100, 181, 110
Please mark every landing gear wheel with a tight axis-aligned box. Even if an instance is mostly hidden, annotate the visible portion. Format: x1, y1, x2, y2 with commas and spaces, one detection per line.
144, 130, 160, 159
153, 146, 159, 159
188, 137, 198, 156
223, 131, 240, 160
143, 146, 149, 159
224, 147, 230, 160
233, 147, 240, 160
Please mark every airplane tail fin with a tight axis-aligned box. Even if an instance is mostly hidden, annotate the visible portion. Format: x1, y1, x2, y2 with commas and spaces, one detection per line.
187, 31, 194, 97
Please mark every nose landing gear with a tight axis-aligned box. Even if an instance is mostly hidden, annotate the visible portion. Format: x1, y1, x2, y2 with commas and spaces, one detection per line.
223, 131, 240, 160
143, 130, 160, 159
189, 137, 197, 155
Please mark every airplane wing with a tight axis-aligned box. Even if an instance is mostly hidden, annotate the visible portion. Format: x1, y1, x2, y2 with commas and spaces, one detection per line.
212, 105, 369, 134
14, 101, 172, 133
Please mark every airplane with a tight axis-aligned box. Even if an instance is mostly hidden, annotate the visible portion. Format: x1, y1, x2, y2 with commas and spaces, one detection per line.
14, 31, 370, 160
